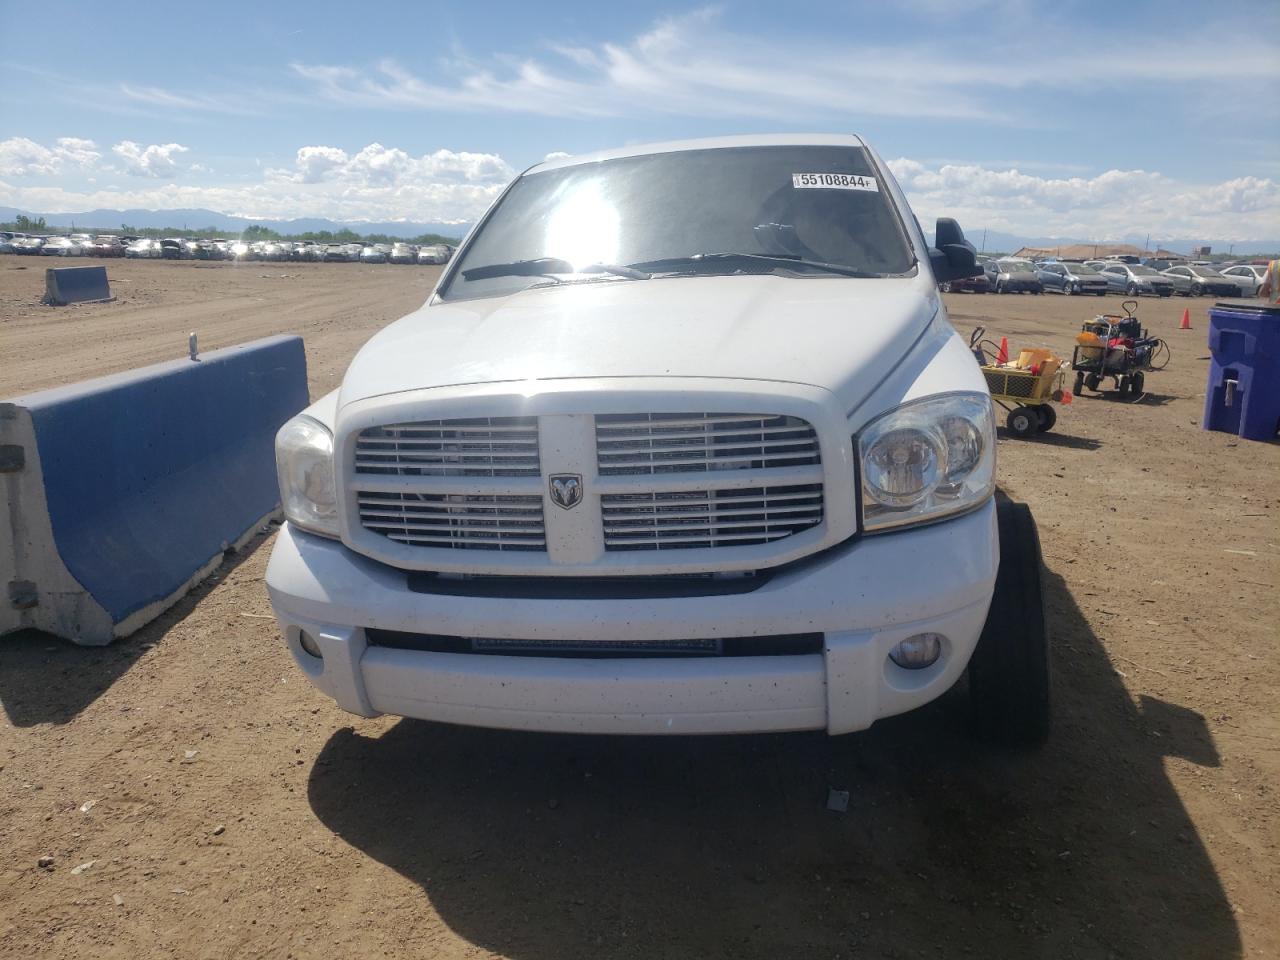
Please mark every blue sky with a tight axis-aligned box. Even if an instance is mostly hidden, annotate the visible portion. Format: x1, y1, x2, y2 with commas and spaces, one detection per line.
1, 1, 1277, 241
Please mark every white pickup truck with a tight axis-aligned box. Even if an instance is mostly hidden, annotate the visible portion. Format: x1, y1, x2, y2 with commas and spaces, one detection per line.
266, 134, 1050, 745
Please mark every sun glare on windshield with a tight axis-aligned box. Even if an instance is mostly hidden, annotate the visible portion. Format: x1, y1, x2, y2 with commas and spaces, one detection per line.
545, 179, 620, 271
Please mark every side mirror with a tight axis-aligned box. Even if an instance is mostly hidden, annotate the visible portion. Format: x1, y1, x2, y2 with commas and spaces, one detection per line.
929, 217, 981, 282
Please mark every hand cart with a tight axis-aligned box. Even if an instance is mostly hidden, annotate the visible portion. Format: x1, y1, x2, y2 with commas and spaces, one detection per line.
969, 327, 1068, 438
1070, 299, 1170, 399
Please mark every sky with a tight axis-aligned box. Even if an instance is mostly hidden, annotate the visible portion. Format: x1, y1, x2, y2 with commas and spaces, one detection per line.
1, 0, 1277, 243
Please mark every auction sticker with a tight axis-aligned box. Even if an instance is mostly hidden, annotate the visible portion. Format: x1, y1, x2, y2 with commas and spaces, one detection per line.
792, 173, 879, 191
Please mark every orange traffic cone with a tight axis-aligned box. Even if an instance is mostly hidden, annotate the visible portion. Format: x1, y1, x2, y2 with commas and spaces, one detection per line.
1180, 308, 1192, 330
996, 336, 1009, 364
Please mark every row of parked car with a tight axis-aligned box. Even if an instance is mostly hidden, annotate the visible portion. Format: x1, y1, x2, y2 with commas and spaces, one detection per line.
0, 232, 455, 265
942, 255, 1267, 298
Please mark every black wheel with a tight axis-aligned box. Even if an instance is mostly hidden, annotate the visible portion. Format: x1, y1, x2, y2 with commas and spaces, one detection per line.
1159, 291, 1172, 298
1126, 283, 1140, 297
1095, 291, 1106, 297
1034, 404, 1057, 432
1073, 372, 1085, 397
1065, 282, 1077, 296
995, 281, 1005, 294
1192, 284, 1204, 297
1085, 373, 1101, 391
1006, 407, 1037, 438
940, 281, 952, 293
1130, 372, 1144, 395
1117, 376, 1131, 398
969, 499, 1050, 746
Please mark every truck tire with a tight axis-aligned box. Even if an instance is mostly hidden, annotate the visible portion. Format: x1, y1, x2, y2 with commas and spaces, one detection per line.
969, 500, 1050, 746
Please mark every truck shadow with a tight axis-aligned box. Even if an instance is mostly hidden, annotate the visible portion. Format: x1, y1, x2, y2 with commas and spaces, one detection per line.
307, 564, 1239, 959
998, 429, 1103, 450
0, 530, 273, 727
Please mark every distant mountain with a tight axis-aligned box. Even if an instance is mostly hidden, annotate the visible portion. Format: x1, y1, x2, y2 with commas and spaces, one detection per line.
0, 206, 469, 241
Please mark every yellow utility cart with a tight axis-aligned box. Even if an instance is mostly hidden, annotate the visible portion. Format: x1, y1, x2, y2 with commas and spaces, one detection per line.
969, 328, 1068, 437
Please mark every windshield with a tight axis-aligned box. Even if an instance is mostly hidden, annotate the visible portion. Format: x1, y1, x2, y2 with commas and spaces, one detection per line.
441, 145, 914, 300
1130, 266, 1160, 276
1191, 267, 1224, 278
1069, 264, 1099, 275
1001, 261, 1035, 273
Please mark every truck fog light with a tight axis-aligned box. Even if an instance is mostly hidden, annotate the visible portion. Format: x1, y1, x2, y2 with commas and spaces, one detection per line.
888, 633, 943, 669
298, 630, 323, 659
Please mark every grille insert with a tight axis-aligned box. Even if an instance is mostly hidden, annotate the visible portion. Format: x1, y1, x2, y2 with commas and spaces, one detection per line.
366, 628, 824, 658
357, 492, 545, 551
595, 413, 819, 476
356, 417, 539, 477
601, 484, 823, 551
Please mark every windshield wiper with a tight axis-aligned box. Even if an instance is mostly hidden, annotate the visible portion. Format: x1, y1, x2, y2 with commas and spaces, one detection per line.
625, 253, 880, 278
461, 257, 650, 282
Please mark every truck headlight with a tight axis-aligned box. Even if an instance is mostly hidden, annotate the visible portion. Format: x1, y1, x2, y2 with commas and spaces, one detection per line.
857, 393, 994, 533
275, 415, 339, 538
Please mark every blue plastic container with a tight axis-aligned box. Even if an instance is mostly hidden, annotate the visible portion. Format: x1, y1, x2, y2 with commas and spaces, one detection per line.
1203, 300, 1280, 442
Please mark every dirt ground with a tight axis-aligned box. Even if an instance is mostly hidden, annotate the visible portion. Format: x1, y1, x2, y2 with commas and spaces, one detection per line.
1, 259, 1276, 960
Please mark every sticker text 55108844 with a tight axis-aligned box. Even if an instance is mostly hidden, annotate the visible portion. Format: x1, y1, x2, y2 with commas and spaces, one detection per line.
791, 173, 879, 191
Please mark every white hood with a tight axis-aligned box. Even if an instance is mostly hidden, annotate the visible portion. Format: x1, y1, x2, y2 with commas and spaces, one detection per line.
338, 274, 937, 411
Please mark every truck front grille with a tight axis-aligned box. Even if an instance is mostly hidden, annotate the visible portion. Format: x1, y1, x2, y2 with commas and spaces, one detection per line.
356, 492, 545, 551
351, 410, 826, 558
595, 413, 819, 475
355, 417, 539, 477
601, 484, 824, 551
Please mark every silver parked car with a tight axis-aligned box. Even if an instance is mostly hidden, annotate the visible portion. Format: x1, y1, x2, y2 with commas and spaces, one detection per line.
416, 243, 453, 265
41, 237, 85, 256
1036, 261, 1108, 296
389, 242, 417, 264
1219, 264, 1266, 296
359, 243, 391, 263
1161, 265, 1238, 297
125, 238, 163, 258
1091, 262, 1174, 297
991, 258, 1043, 294
14, 237, 48, 255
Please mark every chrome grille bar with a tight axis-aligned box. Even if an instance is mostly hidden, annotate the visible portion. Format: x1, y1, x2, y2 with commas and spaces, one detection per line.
356, 417, 539, 477
601, 484, 823, 551
357, 493, 546, 551
595, 413, 819, 476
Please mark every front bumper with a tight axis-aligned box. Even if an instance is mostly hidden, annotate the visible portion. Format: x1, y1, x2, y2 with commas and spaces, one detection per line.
266, 500, 998, 736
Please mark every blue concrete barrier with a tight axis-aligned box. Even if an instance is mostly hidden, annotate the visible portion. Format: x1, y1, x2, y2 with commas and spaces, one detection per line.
43, 266, 114, 305
1, 336, 308, 645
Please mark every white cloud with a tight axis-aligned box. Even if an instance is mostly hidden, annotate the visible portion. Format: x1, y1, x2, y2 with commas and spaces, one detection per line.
289, 145, 349, 183
288, 7, 1280, 124
111, 141, 191, 178
886, 159, 1280, 242
0, 137, 101, 176
0, 138, 515, 224
117, 83, 264, 116
268, 142, 515, 189
289, 9, 994, 122
543, 151, 572, 162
